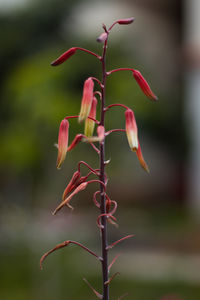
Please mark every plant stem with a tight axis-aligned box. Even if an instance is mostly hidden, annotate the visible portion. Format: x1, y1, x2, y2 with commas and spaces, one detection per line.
100, 37, 109, 300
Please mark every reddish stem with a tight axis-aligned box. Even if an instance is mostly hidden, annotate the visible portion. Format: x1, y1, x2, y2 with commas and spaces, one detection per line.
107, 234, 135, 250
78, 161, 100, 177
91, 76, 104, 89
94, 91, 102, 100
93, 191, 101, 208
99, 33, 110, 300
87, 179, 106, 192
106, 103, 129, 111
76, 47, 102, 60
40, 240, 102, 270
65, 115, 100, 124
106, 129, 126, 136
106, 68, 134, 76
108, 253, 121, 272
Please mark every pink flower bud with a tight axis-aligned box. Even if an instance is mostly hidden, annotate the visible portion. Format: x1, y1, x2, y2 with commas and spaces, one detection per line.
62, 171, 81, 200
125, 109, 138, 151
68, 134, 83, 151
117, 17, 135, 25
84, 96, 97, 137
51, 48, 77, 66
132, 70, 158, 101
79, 78, 94, 122
56, 119, 69, 169
97, 125, 105, 141
97, 32, 108, 43
136, 142, 149, 173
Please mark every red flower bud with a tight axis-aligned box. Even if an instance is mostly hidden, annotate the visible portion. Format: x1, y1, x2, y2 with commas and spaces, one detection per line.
97, 32, 108, 43
53, 182, 88, 214
84, 97, 98, 137
51, 47, 77, 66
56, 119, 69, 169
125, 109, 138, 151
132, 70, 158, 101
62, 171, 81, 200
117, 17, 135, 25
68, 134, 83, 152
79, 78, 94, 122
136, 142, 149, 173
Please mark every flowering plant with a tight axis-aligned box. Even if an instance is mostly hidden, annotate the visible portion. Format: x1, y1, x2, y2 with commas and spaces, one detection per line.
40, 17, 157, 300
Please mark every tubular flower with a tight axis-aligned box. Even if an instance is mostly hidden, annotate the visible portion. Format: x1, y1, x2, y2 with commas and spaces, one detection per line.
132, 70, 158, 101
51, 48, 77, 66
79, 78, 94, 122
136, 142, 149, 173
56, 119, 69, 169
84, 96, 98, 137
125, 109, 138, 151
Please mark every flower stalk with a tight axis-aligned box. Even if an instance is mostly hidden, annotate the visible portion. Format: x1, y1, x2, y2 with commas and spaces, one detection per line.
41, 17, 157, 300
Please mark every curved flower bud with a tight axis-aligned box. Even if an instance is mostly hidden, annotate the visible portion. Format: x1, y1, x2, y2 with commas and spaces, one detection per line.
79, 78, 94, 122
125, 109, 138, 151
84, 97, 98, 137
56, 119, 69, 169
53, 182, 88, 214
62, 171, 81, 200
117, 17, 135, 25
136, 142, 149, 173
51, 47, 77, 66
132, 70, 158, 101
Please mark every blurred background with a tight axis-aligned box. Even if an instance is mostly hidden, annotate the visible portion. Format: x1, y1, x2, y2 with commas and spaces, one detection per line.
0, 0, 200, 299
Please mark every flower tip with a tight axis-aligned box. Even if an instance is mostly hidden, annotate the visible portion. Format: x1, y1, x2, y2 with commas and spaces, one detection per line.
132, 69, 157, 101
51, 60, 58, 67
79, 78, 94, 122
131, 146, 138, 152
117, 17, 135, 25
51, 47, 77, 67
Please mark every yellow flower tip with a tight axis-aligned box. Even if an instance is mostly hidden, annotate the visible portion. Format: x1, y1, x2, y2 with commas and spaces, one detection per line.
79, 78, 94, 122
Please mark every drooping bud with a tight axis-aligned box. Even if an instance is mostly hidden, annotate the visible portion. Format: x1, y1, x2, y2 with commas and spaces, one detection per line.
62, 171, 81, 200
53, 182, 88, 214
125, 109, 138, 151
132, 70, 158, 101
79, 78, 94, 122
68, 134, 83, 151
136, 142, 149, 173
117, 17, 135, 25
56, 119, 69, 169
84, 97, 98, 137
51, 48, 77, 66
97, 32, 108, 43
